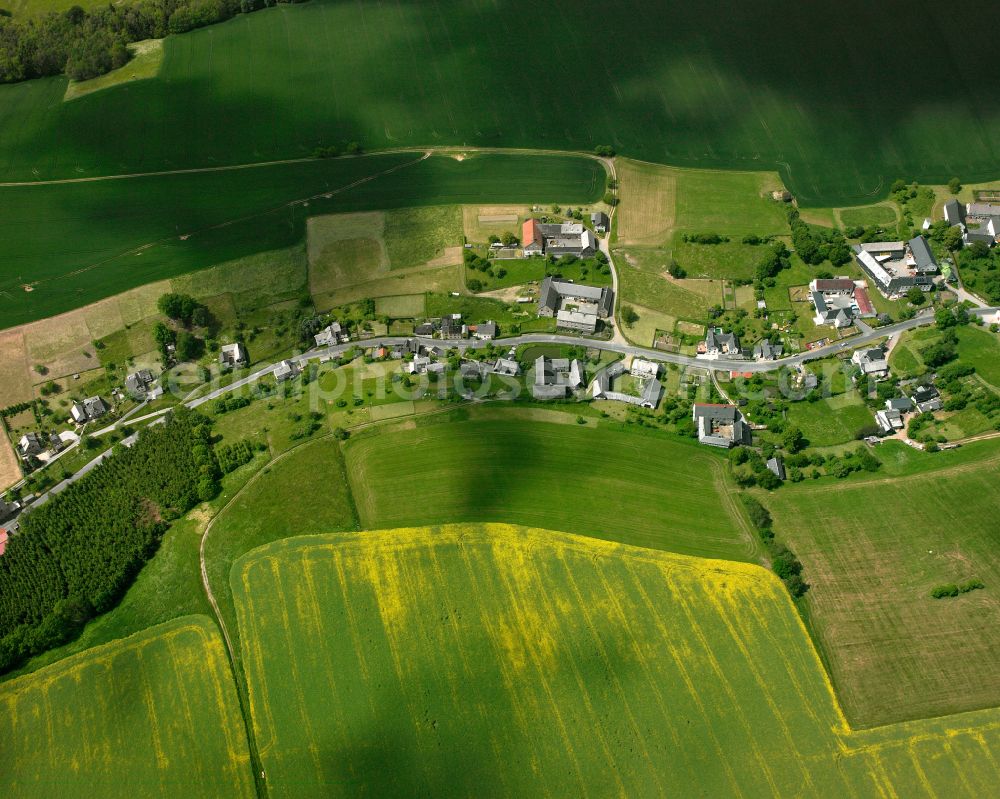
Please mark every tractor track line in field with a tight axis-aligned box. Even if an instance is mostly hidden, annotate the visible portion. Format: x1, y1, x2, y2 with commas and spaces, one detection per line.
0, 145, 610, 188
197, 400, 476, 798
14, 151, 433, 293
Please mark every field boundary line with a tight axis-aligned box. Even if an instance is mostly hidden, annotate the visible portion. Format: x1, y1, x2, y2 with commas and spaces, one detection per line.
0, 145, 610, 188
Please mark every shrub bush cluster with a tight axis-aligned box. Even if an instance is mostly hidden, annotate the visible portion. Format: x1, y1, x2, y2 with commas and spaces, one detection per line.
215, 439, 255, 474
741, 495, 808, 597
931, 579, 984, 599
787, 208, 851, 265
214, 395, 251, 415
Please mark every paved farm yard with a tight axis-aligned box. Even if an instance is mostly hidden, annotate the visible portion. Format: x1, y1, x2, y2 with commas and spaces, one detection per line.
232, 525, 1000, 798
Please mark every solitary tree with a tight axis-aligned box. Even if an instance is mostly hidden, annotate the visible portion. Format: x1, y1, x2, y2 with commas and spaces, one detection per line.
947, 177, 962, 194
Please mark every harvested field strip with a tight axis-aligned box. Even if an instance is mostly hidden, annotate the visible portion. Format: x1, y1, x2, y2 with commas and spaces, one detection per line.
764, 452, 1000, 727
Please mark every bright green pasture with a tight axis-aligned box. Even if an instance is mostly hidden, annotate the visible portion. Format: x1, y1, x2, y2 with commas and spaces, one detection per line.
765, 445, 1000, 726
0, 616, 254, 798
232, 524, 1000, 798
0, 153, 603, 328
205, 437, 358, 641
786, 392, 874, 447
838, 203, 898, 229
0, 1, 999, 203
342, 414, 753, 560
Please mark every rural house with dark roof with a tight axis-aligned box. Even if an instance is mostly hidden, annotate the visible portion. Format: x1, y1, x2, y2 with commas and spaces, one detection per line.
537, 276, 614, 334
692, 404, 752, 448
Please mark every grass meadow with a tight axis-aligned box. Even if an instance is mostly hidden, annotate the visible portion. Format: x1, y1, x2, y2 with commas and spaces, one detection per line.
0, 615, 254, 798
342, 414, 755, 561
2, 1, 999, 204
765, 443, 1000, 726
0, 152, 604, 328
232, 524, 1000, 798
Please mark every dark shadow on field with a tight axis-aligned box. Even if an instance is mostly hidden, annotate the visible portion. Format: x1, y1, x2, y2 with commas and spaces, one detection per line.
1, 0, 1000, 204
304, 568, 647, 797
0, 151, 603, 327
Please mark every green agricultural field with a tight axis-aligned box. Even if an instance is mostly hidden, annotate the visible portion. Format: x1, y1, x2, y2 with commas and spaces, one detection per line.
205, 437, 359, 642
4, 1, 997, 203
0, 616, 254, 798
0, 153, 604, 328
232, 524, 1000, 798
765, 444, 1000, 726
343, 414, 754, 560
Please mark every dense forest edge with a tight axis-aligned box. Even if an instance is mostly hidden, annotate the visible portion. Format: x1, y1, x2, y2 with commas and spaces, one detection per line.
0, 0, 303, 83
0, 407, 219, 672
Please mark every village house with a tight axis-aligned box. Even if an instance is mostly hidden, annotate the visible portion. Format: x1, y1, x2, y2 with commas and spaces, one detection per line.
592, 361, 663, 408
874, 396, 913, 434
522, 219, 598, 258
220, 342, 248, 370
808, 278, 875, 328
390, 339, 422, 359
273, 360, 299, 382
591, 211, 609, 234
460, 360, 490, 380
962, 203, 1000, 247
532, 356, 584, 399
70, 396, 108, 424
492, 357, 521, 376
406, 355, 432, 375
692, 403, 752, 448
630, 358, 660, 380
314, 322, 349, 347
0, 496, 18, 524
17, 432, 46, 458
698, 328, 740, 358
852, 345, 889, 379
752, 340, 784, 361
911, 384, 942, 413
537, 276, 614, 335
439, 314, 467, 341
414, 322, 435, 337
852, 236, 936, 298
470, 321, 497, 340
125, 369, 156, 399
766, 457, 786, 480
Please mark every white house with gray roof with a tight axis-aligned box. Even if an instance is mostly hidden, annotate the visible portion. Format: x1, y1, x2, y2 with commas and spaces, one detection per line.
699, 328, 740, 358
273, 360, 299, 382
532, 356, 584, 399
70, 396, 108, 424
537, 277, 614, 335
220, 342, 248, 370
852, 345, 889, 378
314, 322, 349, 347
692, 404, 751, 448
591, 361, 664, 409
